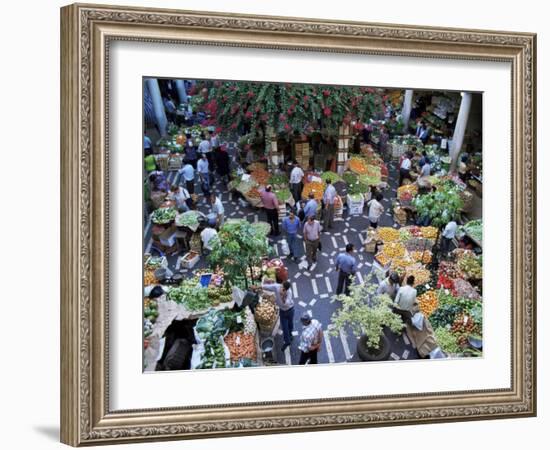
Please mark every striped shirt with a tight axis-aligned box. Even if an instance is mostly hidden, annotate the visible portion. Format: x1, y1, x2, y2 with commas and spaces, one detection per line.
299, 319, 322, 352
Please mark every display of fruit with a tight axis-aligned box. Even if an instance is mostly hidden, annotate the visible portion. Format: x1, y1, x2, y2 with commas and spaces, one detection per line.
381, 242, 406, 259
207, 285, 233, 306
421, 226, 439, 240
453, 278, 481, 300
451, 313, 481, 336
243, 307, 257, 335
418, 290, 439, 316
397, 184, 418, 200
457, 253, 483, 279
144, 270, 157, 286
405, 265, 431, 287
411, 251, 432, 264
378, 227, 400, 242
247, 187, 262, 199
438, 261, 461, 279
143, 298, 159, 322
375, 252, 391, 266
301, 181, 325, 200
390, 256, 414, 271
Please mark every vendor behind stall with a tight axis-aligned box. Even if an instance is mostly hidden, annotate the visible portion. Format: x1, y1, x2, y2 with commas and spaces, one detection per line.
200, 225, 218, 255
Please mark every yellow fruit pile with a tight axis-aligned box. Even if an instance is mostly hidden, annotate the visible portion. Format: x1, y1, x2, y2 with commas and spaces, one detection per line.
382, 242, 406, 259
421, 226, 438, 240
144, 270, 156, 286
390, 256, 414, 271
397, 184, 418, 197
411, 251, 433, 264
418, 291, 439, 316
378, 227, 401, 243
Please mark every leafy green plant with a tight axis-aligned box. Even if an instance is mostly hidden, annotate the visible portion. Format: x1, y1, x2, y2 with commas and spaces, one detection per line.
434, 327, 461, 354
329, 275, 403, 349
208, 221, 272, 289
412, 185, 463, 228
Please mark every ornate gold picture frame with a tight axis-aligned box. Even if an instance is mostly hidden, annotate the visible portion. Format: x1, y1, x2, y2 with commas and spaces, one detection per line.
60, 3, 536, 446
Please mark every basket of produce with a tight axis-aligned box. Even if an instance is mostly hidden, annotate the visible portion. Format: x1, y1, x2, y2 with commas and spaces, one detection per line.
397, 184, 418, 205
348, 156, 369, 175
144, 270, 157, 286
250, 168, 270, 185
167, 279, 212, 312
410, 250, 433, 264
254, 300, 278, 334
151, 207, 177, 225
456, 252, 483, 280
144, 255, 167, 270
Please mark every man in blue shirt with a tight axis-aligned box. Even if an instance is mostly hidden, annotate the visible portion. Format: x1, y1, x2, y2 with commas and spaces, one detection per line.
282, 210, 302, 261
303, 192, 318, 219
335, 244, 358, 296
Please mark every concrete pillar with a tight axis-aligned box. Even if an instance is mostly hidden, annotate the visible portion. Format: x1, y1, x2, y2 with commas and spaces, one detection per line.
401, 89, 414, 133
337, 124, 351, 176
450, 92, 472, 171
146, 78, 168, 136
175, 79, 187, 104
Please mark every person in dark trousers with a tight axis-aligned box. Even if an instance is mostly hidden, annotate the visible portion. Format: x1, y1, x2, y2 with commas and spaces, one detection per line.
298, 313, 323, 365
214, 145, 231, 187
260, 185, 280, 236
335, 244, 358, 295
399, 151, 413, 186
262, 279, 294, 352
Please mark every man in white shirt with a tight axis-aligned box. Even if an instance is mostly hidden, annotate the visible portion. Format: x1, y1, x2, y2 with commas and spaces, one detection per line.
367, 192, 385, 228
198, 134, 211, 155
200, 226, 218, 253
197, 154, 210, 194
322, 179, 337, 229
289, 161, 305, 202
394, 275, 419, 315
440, 219, 458, 256
178, 163, 195, 194
399, 151, 413, 186
209, 193, 224, 227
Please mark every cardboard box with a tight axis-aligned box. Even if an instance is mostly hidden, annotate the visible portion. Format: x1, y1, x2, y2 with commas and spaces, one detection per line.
181, 251, 200, 269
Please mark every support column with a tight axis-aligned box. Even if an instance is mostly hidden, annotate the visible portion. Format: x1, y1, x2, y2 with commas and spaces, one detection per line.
175, 79, 187, 104
401, 89, 414, 133
337, 124, 351, 176
449, 92, 472, 171
146, 78, 168, 136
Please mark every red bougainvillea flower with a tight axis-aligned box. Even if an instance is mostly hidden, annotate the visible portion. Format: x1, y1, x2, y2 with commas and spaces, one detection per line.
230, 85, 237, 91
230, 122, 238, 129
287, 108, 294, 116
322, 89, 330, 97
255, 105, 261, 113
247, 91, 255, 98
245, 110, 253, 119
303, 95, 309, 102
279, 114, 286, 121
284, 123, 291, 131
383, 95, 389, 101
366, 87, 374, 93
231, 105, 240, 114
222, 95, 228, 102
215, 127, 222, 134
354, 121, 363, 131
323, 106, 332, 117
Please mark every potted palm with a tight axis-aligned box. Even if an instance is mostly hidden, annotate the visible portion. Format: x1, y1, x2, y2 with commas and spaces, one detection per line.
329, 275, 404, 361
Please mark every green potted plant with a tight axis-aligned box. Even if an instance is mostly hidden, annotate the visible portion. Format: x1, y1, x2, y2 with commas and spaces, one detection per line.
208, 220, 271, 289
329, 275, 404, 361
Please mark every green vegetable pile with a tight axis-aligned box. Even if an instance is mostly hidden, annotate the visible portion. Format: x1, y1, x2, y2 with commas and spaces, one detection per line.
457, 253, 483, 279
268, 173, 289, 186
321, 171, 343, 184
462, 219, 483, 245
434, 327, 461, 354
175, 210, 200, 228
151, 207, 177, 224
251, 222, 271, 236
167, 278, 211, 311
275, 188, 291, 202
412, 185, 463, 228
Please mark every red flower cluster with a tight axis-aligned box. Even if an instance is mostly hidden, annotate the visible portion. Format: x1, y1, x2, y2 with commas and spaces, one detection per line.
323, 106, 332, 117
303, 95, 309, 102
284, 123, 291, 131
322, 89, 330, 97
245, 110, 253, 119
436, 274, 456, 295
247, 91, 255, 98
